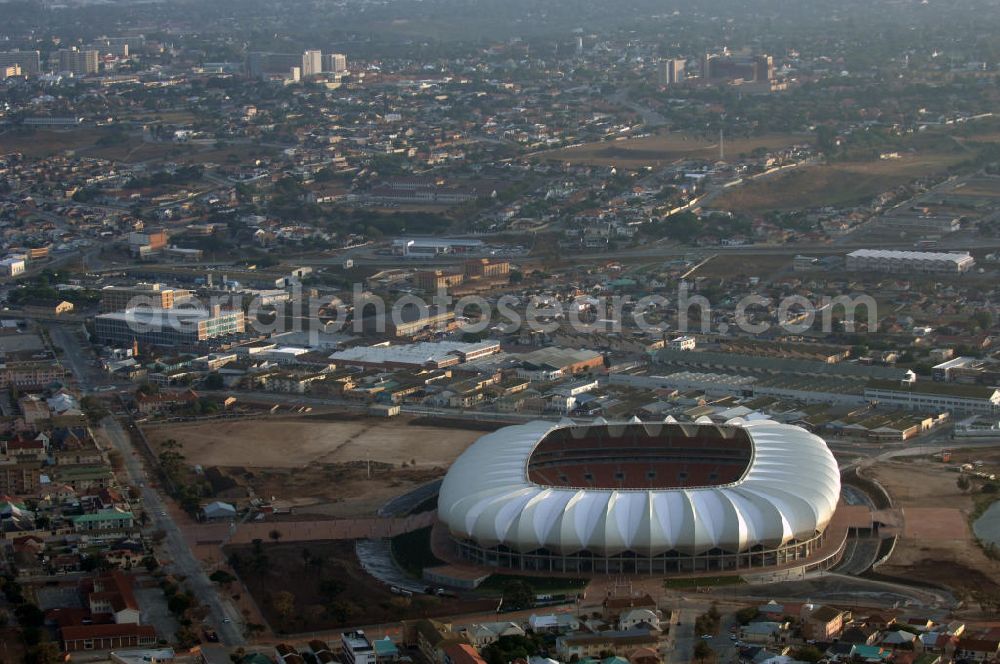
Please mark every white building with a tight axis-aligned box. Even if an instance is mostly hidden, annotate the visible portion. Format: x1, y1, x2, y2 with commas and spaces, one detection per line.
846, 249, 975, 274
0, 255, 26, 276
302, 50, 322, 77
341, 631, 376, 664
324, 53, 347, 73
668, 335, 697, 351
865, 380, 1000, 415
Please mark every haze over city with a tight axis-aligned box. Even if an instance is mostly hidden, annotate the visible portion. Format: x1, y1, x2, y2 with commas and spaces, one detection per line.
1, 2, 1000, 664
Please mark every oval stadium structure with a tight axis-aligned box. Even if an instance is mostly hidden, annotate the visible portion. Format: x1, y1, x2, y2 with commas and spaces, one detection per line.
437, 419, 841, 575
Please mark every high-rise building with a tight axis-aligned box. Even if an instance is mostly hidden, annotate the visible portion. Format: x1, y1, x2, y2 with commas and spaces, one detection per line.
0, 64, 21, 80
58, 48, 99, 76
245, 51, 303, 78
658, 58, 686, 85
94, 36, 145, 56
302, 49, 322, 77
702, 52, 773, 83
0, 50, 40, 76
323, 53, 347, 73
753, 54, 774, 82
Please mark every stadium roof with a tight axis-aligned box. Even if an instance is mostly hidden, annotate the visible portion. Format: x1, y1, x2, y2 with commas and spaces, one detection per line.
438, 419, 840, 557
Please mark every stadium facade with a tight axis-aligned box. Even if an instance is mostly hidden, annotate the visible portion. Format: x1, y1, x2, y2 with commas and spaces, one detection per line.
437, 419, 841, 575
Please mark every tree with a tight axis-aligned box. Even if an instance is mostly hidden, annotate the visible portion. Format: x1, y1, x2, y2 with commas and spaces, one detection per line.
501, 580, 535, 611
25, 642, 62, 664
694, 640, 713, 664
210, 570, 236, 585
244, 622, 266, 640
272, 590, 296, 623
957, 475, 971, 493
794, 646, 824, 663
268, 529, 282, 542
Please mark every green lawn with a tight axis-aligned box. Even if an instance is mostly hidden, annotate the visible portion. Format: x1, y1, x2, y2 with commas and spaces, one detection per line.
477, 574, 589, 596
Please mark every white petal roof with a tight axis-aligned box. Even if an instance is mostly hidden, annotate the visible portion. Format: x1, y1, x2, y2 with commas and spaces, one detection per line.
438, 419, 840, 557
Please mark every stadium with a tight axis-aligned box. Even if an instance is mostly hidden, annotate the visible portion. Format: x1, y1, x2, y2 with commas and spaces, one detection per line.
437, 419, 842, 575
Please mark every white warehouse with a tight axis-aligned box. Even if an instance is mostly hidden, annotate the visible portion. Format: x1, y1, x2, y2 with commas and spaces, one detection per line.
846, 249, 975, 274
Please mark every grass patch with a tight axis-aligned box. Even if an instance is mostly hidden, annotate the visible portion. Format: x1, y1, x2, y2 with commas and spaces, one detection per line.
663, 575, 746, 589
390, 527, 443, 578
540, 131, 811, 168
477, 574, 588, 595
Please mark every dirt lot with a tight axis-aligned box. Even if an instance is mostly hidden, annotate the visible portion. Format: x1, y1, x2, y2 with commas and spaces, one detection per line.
540, 131, 811, 168
867, 457, 1000, 594
711, 151, 967, 213
686, 254, 792, 279
224, 540, 496, 633
144, 415, 483, 517
945, 177, 1000, 198
145, 415, 480, 469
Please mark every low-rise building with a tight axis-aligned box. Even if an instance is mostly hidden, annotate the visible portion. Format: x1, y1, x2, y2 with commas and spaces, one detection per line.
342, 631, 377, 664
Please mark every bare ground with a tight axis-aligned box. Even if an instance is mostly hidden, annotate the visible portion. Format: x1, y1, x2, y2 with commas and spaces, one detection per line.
143, 415, 482, 517
867, 458, 1000, 594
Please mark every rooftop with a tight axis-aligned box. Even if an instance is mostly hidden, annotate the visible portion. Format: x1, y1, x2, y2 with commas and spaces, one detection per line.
847, 249, 974, 262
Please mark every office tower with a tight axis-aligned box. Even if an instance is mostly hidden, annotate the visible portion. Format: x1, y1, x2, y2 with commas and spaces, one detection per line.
0, 50, 41, 76
701, 53, 713, 80
754, 54, 774, 82
246, 51, 265, 78
245, 51, 302, 78
302, 49, 322, 77
323, 53, 347, 73
0, 64, 21, 80
58, 48, 99, 76
658, 58, 686, 85
92, 38, 129, 57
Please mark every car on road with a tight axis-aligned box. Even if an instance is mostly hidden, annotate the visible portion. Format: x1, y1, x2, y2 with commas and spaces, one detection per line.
222, 618, 231, 623
159, 511, 166, 516
701, 634, 713, 640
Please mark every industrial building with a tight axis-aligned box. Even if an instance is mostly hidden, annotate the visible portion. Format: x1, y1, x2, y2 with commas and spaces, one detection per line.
845, 249, 975, 274
864, 380, 1000, 415
329, 340, 501, 370
391, 237, 485, 257
100, 283, 192, 313
94, 307, 245, 348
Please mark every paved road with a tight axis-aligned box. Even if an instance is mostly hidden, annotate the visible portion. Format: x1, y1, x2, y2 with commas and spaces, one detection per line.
101, 416, 246, 646
378, 479, 443, 518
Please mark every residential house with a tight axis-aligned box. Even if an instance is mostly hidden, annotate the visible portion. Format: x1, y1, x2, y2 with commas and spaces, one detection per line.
955, 636, 1000, 662
442, 643, 487, 664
